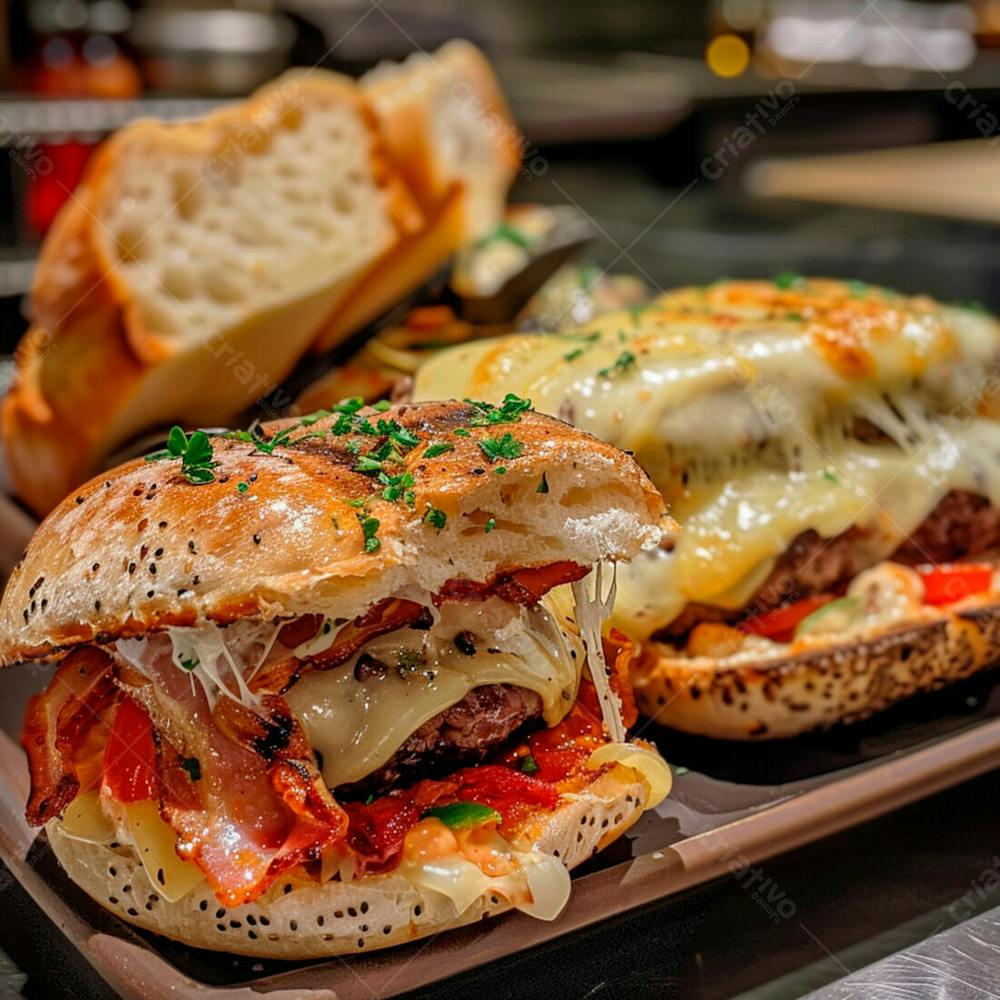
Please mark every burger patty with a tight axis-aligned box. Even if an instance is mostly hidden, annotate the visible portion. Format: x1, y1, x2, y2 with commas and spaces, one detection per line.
336, 683, 543, 798
655, 489, 1000, 640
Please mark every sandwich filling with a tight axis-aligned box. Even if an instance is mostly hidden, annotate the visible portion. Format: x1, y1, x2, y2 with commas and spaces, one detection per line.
413, 278, 1000, 651
21, 561, 668, 917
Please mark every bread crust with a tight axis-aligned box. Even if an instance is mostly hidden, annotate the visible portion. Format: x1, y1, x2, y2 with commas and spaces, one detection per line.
46, 766, 648, 958
2, 61, 469, 518
0, 402, 664, 665
632, 600, 1000, 739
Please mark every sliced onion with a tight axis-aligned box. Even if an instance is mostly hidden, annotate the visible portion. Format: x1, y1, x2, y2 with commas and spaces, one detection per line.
588, 742, 673, 808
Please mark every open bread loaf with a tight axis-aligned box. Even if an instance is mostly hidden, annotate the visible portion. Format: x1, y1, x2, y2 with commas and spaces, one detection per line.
3, 42, 520, 517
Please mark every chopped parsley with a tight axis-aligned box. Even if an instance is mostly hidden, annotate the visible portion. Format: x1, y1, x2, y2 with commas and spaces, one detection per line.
373, 399, 392, 412
180, 757, 202, 782
520, 754, 539, 774
423, 505, 447, 531
236, 481, 249, 495
564, 348, 585, 362
179, 656, 198, 671
494, 466, 507, 476
423, 442, 454, 459
822, 468, 839, 483
774, 272, 805, 290
454, 428, 471, 437
226, 422, 295, 456
146, 426, 219, 485
478, 432, 522, 463
484, 517, 496, 533
379, 471, 415, 506
464, 393, 532, 427
597, 351, 636, 378
536, 472, 549, 494
477, 221, 532, 252
628, 303, 648, 325
355, 455, 384, 474
357, 514, 381, 553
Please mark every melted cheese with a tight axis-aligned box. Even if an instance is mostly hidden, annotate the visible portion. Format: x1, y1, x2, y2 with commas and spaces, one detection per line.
54, 791, 204, 903
413, 280, 1000, 635
588, 742, 673, 808
284, 597, 586, 789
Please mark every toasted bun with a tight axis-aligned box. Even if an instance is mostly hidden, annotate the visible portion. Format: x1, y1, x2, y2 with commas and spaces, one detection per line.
0, 401, 665, 665
632, 601, 1000, 739
46, 766, 647, 958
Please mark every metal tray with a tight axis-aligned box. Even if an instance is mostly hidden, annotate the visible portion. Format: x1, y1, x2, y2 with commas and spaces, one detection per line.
1, 640, 999, 998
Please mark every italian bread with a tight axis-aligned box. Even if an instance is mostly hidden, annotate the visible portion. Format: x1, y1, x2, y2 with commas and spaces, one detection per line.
363, 39, 522, 238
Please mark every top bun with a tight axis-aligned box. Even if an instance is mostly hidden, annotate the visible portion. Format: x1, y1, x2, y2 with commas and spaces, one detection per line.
0, 400, 665, 665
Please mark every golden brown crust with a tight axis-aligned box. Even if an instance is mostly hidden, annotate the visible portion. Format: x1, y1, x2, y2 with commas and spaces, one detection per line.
632, 601, 1000, 739
0, 401, 665, 665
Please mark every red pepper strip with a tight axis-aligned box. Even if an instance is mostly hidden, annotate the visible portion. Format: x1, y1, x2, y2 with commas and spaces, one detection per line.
102, 697, 159, 804
738, 595, 833, 642
917, 563, 994, 605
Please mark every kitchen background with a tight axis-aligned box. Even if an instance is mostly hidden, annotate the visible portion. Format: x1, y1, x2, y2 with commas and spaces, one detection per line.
1, 0, 1000, 375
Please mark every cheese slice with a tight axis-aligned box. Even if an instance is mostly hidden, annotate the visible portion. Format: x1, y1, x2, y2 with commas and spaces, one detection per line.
284, 596, 586, 789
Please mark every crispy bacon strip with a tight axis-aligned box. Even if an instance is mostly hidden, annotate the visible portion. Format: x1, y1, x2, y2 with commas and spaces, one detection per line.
250, 599, 426, 694
120, 635, 347, 906
435, 561, 589, 606
22, 646, 118, 825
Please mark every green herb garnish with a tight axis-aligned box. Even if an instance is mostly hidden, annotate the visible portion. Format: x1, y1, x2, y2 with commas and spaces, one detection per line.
423, 801, 502, 830
479, 432, 522, 464
536, 472, 549, 494
236, 481, 249, 495
357, 514, 381, 553
380, 471, 415, 505
597, 351, 636, 378
822, 468, 839, 483
774, 272, 805, 290
454, 428, 471, 437
423, 505, 447, 531
423, 442, 454, 459
520, 754, 539, 775
477, 221, 532, 251
564, 348, 585, 362
464, 393, 532, 427
146, 426, 219, 485
373, 399, 392, 412
484, 517, 496, 533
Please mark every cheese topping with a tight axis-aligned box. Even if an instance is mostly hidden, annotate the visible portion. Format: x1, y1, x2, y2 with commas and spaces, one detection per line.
413, 280, 1000, 635
284, 596, 586, 789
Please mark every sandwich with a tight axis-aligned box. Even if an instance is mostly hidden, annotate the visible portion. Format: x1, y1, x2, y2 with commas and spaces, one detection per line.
3, 41, 521, 518
0, 398, 670, 957
413, 277, 1000, 738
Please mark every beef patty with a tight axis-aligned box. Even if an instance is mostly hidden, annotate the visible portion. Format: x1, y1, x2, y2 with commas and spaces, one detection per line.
655, 489, 1000, 640
336, 683, 543, 798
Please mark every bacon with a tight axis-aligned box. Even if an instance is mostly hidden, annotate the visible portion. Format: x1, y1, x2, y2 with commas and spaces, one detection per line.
435, 561, 589, 607
250, 599, 426, 695
118, 636, 347, 906
22, 646, 118, 825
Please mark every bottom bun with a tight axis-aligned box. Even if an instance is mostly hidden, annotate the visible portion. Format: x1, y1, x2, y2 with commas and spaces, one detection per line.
47, 767, 648, 959
633, 602, 1000, 740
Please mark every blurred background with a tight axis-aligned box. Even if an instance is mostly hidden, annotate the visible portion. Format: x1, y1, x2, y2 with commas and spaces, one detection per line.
1, 0, 1000, 364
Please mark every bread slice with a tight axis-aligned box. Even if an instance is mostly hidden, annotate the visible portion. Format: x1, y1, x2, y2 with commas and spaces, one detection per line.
363, 39, 522, 239
3, 66, 438, 517
632, 599, 1000, 739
